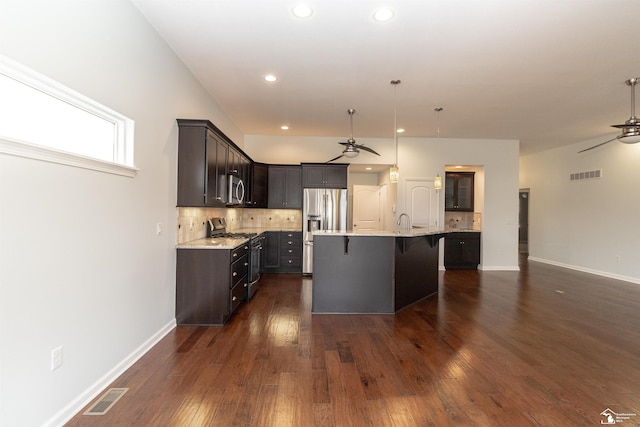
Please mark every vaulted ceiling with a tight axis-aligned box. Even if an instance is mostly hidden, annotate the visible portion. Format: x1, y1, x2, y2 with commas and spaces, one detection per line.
133, 0, 640, 155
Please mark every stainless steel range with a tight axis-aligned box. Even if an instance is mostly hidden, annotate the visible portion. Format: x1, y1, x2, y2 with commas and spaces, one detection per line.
207, 217, 262, 299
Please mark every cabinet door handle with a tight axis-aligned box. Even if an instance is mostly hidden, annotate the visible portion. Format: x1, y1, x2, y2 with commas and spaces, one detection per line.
244, 262, 248, 266
244, 283, 247, 287
233, 253, 237, 257
233, 271, 237, 277
288, 259, 293, 264
232, 296, 237, 302
288, 241, 293, 245
288, 249, 292, 253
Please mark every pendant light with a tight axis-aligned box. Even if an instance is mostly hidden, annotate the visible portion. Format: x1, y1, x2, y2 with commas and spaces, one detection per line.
389, 79, 401, 183
433, 107, 443, 190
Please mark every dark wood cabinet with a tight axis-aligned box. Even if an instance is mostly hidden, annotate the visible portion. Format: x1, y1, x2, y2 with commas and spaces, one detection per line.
176, 243, 249, 325
445, 172, 475, 212
444, 232, 480, 269
177, 119, 254, 208
301, 163, 348, 188
177, 123, 227, 207
264, 231, 302, 273
268, 165, 302, 209
247, 162, 268, 208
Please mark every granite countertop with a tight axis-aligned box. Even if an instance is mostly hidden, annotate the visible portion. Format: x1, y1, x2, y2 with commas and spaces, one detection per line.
313, 226, 481, 238
314, 226, 448, 238
176, 226, 302, 250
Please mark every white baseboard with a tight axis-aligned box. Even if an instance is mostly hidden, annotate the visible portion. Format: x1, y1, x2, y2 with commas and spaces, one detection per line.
528, 256, 640, 285
479, 265, 520, 271
44, 319, 176, 427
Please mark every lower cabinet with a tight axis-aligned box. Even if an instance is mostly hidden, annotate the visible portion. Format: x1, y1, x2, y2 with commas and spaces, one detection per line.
264, 231, 302, 273
444, 232, 481, 270
176, 243, 249, 325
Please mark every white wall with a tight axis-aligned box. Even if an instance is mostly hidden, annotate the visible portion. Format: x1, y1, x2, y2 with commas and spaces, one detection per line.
246, 135, 521, 270
0, 1, 241, 426
520, 136, 640, 282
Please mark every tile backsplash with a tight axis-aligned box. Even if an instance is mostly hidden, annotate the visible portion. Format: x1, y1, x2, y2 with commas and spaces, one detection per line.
176, 207, 302, 244
444, 211, 482, 230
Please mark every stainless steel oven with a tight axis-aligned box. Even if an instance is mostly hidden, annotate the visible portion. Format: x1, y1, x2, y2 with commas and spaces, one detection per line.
248, 234, 264, 299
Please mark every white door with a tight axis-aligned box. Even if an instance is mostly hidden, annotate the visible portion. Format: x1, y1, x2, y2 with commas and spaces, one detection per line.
405, 179, 439, 227
352, 185, 381, 231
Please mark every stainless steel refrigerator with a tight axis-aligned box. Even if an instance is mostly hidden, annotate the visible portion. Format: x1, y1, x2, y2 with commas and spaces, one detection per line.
303, 188, 348, 274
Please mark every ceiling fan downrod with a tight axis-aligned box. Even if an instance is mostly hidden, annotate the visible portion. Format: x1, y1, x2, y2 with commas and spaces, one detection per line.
614, 77, 640, 143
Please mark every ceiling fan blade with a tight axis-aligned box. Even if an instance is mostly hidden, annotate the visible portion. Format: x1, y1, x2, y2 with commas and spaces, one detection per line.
326, 154, 345, 163
338, 141, 351, 146
578, 137, 617, 153
356, 145, 381, 156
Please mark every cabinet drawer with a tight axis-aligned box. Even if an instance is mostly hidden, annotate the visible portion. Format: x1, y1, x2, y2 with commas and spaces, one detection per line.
279, 256, 301, 268
281, 231, 302, 239
231, 255, 249, 287
231, 243, 249, 260
280, 237, 301, 249
230, 281, 246, 312
280, 245, 302, 257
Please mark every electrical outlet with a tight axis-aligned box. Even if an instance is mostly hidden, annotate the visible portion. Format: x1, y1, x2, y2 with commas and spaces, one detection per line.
51, 346, 63, 371
156, 222, 162, 236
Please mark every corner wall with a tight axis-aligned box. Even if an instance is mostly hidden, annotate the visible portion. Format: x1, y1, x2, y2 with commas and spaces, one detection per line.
520, 137, 640, 282
0, 1, 242, 425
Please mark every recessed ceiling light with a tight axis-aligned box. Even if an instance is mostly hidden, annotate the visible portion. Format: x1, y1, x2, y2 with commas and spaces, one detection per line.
292, 3, 313, 19
396, 128, 405, 133
281, 125, 289, 130
264, 74, 278, 82
373, 7, 394, 22
365, 167, 372, 171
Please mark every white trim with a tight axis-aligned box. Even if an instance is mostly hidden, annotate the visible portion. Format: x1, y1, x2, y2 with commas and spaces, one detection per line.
528, 256, 640, 285
478, 265, 520, 271
0, 136, 139, 178
44, 319, 177, 427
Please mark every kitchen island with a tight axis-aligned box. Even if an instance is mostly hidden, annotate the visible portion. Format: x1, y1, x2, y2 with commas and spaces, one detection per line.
312, 228, 449, 313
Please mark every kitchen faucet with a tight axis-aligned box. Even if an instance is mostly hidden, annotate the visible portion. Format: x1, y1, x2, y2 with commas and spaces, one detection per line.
397, 213, 411, 231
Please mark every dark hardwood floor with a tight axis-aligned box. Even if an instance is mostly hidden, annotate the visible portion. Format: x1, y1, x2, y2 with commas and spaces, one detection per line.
66, 257, 640, 426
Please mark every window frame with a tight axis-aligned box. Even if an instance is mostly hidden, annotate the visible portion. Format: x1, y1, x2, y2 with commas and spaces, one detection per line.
0, 54, 138, 177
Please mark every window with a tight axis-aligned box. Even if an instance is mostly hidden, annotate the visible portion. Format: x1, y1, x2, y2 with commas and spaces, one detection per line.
0, 54, 137, 177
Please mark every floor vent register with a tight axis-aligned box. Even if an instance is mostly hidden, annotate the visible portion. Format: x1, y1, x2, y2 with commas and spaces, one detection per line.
83, 387, 128, 416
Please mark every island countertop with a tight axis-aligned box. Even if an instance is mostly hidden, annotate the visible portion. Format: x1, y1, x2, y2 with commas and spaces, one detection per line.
313, 226, 480, 238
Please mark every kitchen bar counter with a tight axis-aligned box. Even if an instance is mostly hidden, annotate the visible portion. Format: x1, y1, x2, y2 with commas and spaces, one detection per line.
312, 228, 450, 314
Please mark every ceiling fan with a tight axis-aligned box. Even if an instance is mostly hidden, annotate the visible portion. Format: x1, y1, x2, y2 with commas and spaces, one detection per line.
579, 77, 640, 153
326, 108, 380, 162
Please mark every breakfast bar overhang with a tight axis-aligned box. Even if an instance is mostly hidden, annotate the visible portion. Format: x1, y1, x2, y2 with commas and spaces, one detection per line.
311, 229, 449, 313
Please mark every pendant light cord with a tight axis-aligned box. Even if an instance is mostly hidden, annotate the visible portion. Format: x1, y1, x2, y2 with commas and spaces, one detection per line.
391, 80, 401, 166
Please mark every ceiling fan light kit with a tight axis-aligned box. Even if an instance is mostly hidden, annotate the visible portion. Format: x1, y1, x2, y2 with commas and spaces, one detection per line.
580, 77, 640, 152
327, 108, 381, 163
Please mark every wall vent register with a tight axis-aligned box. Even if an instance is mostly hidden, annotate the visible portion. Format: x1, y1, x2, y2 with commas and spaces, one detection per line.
570, 169, 602, 181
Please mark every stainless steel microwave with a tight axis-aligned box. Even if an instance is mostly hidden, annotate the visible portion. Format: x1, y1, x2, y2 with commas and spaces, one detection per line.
228, 175, 245, 205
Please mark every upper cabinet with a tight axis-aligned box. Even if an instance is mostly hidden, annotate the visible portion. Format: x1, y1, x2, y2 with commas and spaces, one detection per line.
302, 164, 348, 188
177, 119, 252, 207
445, 172, 475, 212
177, 121, 226, 207
268, 165, 302, 209
248, 162, 269, 208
